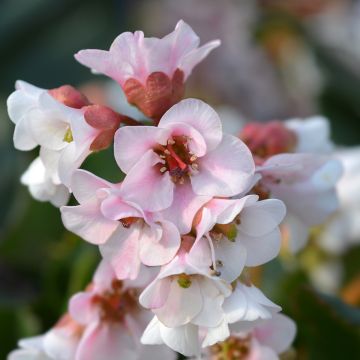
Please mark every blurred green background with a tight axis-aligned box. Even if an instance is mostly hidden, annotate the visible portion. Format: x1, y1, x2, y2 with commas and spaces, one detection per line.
1, 0, 360, 359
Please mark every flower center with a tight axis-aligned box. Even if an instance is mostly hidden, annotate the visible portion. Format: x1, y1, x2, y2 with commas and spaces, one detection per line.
119, 217, 141, 228
154, 136, 198, 184
63, 127, 73, 143
209, 335, 252, 360
92, 279, 139, 323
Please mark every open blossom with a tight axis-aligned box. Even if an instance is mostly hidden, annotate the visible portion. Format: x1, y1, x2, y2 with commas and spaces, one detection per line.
7, 80, 125, 191
194, 195, 286, 282
259, 153, 343, 252
205, 314, 296, 360
139, 236, 232, 329
114, 98, 255, 213
60, 169, 181, 280
141, 278, 281, 357
75, 20, 220, 120
8, 261, 174, 360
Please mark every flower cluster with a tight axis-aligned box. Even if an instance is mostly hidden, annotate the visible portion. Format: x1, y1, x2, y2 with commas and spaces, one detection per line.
7, 20, 342, 359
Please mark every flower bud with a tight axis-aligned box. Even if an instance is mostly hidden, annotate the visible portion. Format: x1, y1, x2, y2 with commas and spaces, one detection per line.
240, 121, 297, 159
123, 69, 185, 122
49, 85, 90, 109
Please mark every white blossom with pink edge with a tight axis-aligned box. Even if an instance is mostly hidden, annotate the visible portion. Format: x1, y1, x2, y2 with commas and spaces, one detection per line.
203, 313, 296, 360
75, 20, 220, 90
6, 80, 102, 190
258, 153, 343, 252
114, 98, 255, 213
194, 195, 286, 282
60, 169, 181, 280
140, 280, 281, 357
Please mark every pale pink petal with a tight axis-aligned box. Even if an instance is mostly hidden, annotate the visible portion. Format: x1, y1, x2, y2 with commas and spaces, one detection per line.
58, 141, 92, 188
139, 220, 181, 266
76, 322, 138, 360
159, 322, 200, 357
214, 237, 247, 282
68, 292, 96, 325
28, 108, 69, 151
154, 277, 202, 327
161, 181, 211, 235
159, 99, 222, 151
192, 134, 255, 197
180, 40, 221, 79
255, 314, 296, 354
150, 20, 200, 75
202, 320, 230, 348
187, 236, 212, 272
239, 199, 286, 237
114, 126, 170, 173
247, 339, 278, 360
195, 207, 217, 241
139, 278, 172, 309
206, 195, 258, 225
43, 328, 79, 360
100, 194, 144, 220
61, 201, 118, 245
70, 169, 114, 204
120, 150, 174, 212
99, 224, 141, 280
164, 122, 207, 157
13, 117, 38, 151
192, 278, 224, 327
93, 259, 116, 292
140, 316, 163, 345
239, 228, 282, 267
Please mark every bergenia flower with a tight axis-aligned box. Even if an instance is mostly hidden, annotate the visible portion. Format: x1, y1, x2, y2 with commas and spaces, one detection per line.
205, 314, 296, 360
139, 236, 232, 329
114, 98, 255, 212
7, 81, 126, 190
259, 153, 343, 252
67, 260, 175, 360
140, 279, 281, 356
194, 195, 286, 282
61, 170, 181, 280
75, 20, 220, 120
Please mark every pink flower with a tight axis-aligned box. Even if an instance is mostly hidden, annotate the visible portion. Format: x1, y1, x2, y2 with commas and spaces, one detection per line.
75, 20, 220, 120
8, 261, 175, 360
140, 280, 281, 357
206, 314, 296, 360
7, 81, 126, 190
139, 236, 231, 329
194, 195, 285, 282
258, 153, 343, 252
61, 170, 181, 280
114, 98, 255, 213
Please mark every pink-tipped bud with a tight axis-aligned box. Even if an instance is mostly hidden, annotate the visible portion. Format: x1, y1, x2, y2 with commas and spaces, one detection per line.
49, 85, 90, 109
123, 69, 185, 122
83, 105, 123, 152
240, 121, 297, 159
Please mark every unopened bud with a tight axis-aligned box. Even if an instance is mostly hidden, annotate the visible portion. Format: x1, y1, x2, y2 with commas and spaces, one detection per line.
123, 69, 185, 122
49, 85, 90, 109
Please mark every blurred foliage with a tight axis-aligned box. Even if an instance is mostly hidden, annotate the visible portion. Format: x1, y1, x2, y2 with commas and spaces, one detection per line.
0, 1, 360, 359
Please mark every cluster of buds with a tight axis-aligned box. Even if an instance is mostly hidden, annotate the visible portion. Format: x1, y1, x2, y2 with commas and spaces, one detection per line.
8, 20, 342, 359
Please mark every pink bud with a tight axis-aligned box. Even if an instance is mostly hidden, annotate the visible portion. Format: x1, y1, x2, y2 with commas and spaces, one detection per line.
240, 121, 297, 159
123, 69, 185, 122
49, 85, 90, 109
